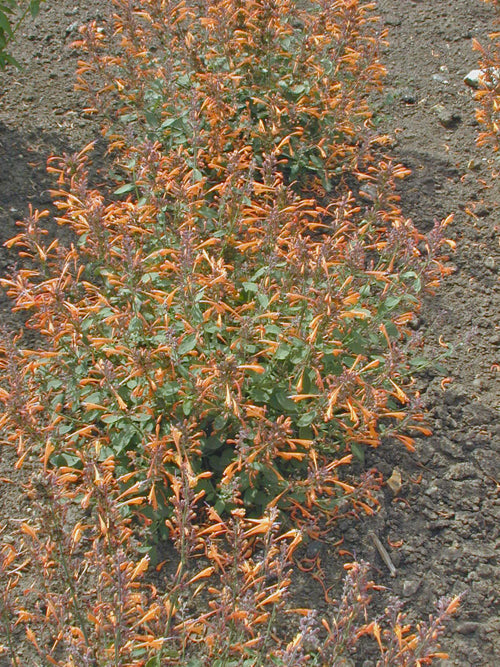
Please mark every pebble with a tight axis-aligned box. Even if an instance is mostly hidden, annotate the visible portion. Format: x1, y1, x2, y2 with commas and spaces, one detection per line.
484, 256, 495, 270
390, 550, 401, 568
476, 564, 495, 578
445, 462, 477, 480
464, 69, 485, 88
443, 384, 469, 405
462, 544, 496, 561
385, 15, 401, 27
464, 68, 500, 89
432, 73, 449, 84
425, 484, 440, 498
472, 449, 500, 478
463, 402, 497, 426
471, 378, 483, 391
402, 579, 421, 597
66, 21, 80, 36
438, 437, 462, 458
400, 87, 417, 104
475, 204, 492, 217
457, 621, 480, 635
435, 105, 461, 128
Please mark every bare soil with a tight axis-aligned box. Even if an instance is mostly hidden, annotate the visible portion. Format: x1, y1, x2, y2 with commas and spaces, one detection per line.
0, 1, 498, 665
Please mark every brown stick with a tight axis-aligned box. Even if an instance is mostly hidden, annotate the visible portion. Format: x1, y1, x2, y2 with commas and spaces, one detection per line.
368, 531, 397, 578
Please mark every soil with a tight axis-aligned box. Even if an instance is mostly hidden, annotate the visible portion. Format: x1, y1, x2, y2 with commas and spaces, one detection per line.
0, 1, 498, 666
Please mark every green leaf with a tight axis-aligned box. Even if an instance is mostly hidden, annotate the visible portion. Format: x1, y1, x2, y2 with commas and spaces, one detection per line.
251, 266, 267, 281
144, 110, 159, 127
177, 73, 191, 88
162, 381, 180, 397
297, 411, 316, 427
244, 488, 269, 508
384, 295, 402, 310
209, 447, 234, 472
310, 153, 324, 170
159, 116, 180, 130
298, 426, 314, 440
250, 387, 270, 403
214, 499, 226, 515
401, 270, 422, 292
101, 414, 124, 425
351, 442, 365, 464
384, 321, 399, 339
257, 293, 269, 308
0, 11, 13, 36
196, 476, 216, 502
274, 344, 290, 360
114, 182, 136, 195
349, 307, 372, 319
29, 0, 43, 18
131, 412, 152, 423
270, 389, 298, 414
178, 334, 197, 355
203, 436, 224, 453
213, 415, 228, 431
83, 391, 104, 404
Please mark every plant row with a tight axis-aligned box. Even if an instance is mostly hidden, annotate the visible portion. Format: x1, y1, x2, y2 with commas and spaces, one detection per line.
0, 1, 458, 664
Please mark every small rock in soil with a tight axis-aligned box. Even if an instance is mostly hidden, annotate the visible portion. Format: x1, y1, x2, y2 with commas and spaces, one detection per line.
438, 437, 463, 458
400, 87, 417, 103
464, 68, 500, 89
402, 579, 421, 597
464, 69, 485, 88
425, 484, 440, 498
490, 333, 500, 345
434, 104, 462, 128
443, 383, 469, 405
445, 462, 477, 480
462, 543, 496, 561
456, 621, 480, 635
463, 402, 497, 426
471, 449, 500, 477
384, 14, 401, 26
432, 73, 449, 84
471, 378, 484, 391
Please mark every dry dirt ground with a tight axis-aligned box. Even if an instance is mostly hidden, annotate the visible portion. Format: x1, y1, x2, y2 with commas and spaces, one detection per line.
0, 1, 498, 665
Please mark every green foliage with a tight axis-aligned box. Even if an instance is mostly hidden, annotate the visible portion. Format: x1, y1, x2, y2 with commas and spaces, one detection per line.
0, 0, 44, 69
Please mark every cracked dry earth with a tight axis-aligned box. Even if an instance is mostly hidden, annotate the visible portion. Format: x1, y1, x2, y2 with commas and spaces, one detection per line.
0, 0, 499, 665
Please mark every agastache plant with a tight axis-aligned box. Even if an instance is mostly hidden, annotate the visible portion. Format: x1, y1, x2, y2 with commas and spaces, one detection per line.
0, 0, 459, 664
